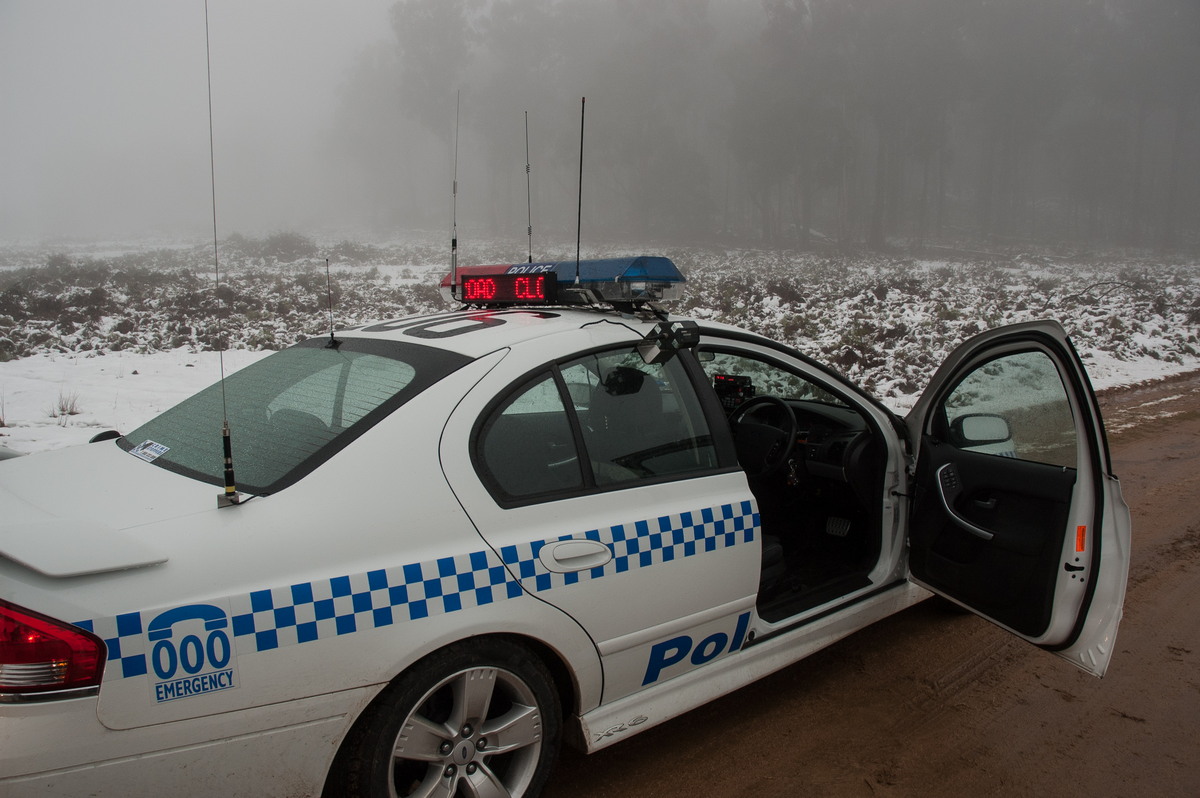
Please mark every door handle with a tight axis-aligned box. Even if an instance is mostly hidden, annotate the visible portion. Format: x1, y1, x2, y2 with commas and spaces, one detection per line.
935, 463, 995, 541
538, 539, 613, 573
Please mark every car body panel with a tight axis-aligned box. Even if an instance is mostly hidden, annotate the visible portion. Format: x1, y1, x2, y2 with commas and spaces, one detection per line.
1, 686, 371, 797
0, 440, 216, 547
344, 308, 577, 359
0, 518, 167, 578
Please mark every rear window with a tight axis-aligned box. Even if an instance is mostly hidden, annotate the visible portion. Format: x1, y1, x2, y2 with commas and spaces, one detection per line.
119, 338, 470, 494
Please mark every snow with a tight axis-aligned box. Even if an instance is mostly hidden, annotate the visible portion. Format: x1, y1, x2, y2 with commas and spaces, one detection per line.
2, 242, 1197, 456
0, 350, 268, 454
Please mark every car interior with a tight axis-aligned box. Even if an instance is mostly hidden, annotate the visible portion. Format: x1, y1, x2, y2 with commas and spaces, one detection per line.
699, 350, 886, 622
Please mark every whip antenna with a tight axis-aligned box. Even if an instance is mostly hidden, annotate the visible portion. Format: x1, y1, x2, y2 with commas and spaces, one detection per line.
525, 110, 533, 263
325, 257, 339, 348
575, 97, 585, 284
205, 0, 240, 507
451, 91, 460, 297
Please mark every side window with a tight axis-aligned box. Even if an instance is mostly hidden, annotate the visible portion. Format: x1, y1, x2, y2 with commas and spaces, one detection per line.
476, 372, 584, 499
474, 347, 720, 502
940, 350, 1076, 468
563, 349, 717, 486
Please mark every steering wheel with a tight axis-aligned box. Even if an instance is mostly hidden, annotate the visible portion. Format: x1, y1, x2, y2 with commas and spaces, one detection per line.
729, 395, 798, 478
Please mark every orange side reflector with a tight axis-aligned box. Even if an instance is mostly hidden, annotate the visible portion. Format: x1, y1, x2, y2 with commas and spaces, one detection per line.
1075, 525, 1087, 553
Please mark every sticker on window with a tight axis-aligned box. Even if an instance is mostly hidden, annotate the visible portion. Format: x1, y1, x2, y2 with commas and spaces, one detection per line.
131, 440, 170, 462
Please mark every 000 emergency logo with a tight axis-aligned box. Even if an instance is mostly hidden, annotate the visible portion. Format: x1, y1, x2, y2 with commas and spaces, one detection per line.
145, 603, 238, 703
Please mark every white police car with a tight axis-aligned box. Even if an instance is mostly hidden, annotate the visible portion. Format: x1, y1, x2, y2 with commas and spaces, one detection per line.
0, 257, 1129, 797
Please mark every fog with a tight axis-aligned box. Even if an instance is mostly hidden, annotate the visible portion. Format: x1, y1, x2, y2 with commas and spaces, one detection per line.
1, 0, 393, 240
3, 0, 1199, 252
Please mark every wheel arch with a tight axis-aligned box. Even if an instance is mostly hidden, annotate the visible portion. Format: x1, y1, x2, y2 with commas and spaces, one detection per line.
322, 631, 587, 796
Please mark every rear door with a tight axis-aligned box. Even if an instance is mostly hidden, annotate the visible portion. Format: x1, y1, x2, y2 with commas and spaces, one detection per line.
906, 321, 1130, 676
441, 328, 760, 705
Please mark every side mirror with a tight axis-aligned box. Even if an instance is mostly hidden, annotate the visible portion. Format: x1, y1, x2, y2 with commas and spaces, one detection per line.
950, 413, 1012, 446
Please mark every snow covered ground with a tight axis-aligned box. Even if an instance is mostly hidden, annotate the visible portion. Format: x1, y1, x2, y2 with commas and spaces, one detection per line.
2, 241, 1197, 455
0, 349, 268, 454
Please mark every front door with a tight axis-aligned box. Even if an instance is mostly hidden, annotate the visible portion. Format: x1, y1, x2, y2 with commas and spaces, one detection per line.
906, 321, 1130, 676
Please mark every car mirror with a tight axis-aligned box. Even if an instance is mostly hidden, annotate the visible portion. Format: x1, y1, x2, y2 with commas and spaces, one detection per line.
950, 413, 1012, 446
602, 366, 647, 396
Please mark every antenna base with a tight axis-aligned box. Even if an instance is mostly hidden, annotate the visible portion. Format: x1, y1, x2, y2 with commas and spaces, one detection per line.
218, 491, 243, 508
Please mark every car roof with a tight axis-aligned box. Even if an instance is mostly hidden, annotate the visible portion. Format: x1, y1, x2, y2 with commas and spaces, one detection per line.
333, 307, 681, 359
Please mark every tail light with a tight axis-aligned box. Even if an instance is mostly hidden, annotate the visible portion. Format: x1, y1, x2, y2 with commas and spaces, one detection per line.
1, 599, 106, 697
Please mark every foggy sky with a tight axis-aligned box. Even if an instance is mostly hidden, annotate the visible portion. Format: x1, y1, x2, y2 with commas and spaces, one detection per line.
1, 0, 393, 241
3, 0, 1198, 252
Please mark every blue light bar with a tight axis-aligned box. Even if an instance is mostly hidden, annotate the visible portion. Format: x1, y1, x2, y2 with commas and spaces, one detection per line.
441, 256, 686, 306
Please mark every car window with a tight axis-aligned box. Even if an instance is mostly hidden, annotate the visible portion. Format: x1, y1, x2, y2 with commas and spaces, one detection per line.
477, 372, 585, 498
939, 350, 1077, 468
698, 350, 847, 410
267, 356, 418, 429
120, 339, 470, 494
474, 347, 719, 503
565, 350, 717, 486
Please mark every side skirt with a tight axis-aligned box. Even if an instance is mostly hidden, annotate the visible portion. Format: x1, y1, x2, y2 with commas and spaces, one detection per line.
571, 580, 929, 753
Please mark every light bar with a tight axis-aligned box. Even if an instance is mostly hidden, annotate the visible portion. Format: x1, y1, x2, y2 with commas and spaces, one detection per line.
440, 257, 685, 307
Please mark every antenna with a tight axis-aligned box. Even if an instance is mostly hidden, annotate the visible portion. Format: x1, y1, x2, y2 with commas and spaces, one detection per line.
450, 91, 460, 298
205, 0, 240, 507
325, 257, 339, 349
525, 110, 533, 263
575, 97, 585, 284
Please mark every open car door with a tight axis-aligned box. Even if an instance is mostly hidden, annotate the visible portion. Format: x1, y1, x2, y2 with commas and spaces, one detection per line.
906, 321, 1130, 676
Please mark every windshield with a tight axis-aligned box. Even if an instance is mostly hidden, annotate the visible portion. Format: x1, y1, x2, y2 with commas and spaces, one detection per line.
120, 338, 471, 494
699, 350, 849, 408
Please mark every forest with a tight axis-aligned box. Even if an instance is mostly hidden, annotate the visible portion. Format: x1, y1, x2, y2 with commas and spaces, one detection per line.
328, 0, 1200, 252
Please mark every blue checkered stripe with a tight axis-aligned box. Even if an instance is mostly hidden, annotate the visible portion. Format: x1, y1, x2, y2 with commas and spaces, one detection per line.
224, 551, 525, 655
75, 501, 758, 682
499, 501, 759, 593
74, 611, 154, 680
75, 549, 522, 681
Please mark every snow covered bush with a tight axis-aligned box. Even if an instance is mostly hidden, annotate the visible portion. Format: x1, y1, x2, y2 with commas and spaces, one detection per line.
1, 239, 1197, 403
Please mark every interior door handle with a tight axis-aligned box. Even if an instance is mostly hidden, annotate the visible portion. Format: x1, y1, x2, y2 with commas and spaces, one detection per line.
935, 463, 995, 541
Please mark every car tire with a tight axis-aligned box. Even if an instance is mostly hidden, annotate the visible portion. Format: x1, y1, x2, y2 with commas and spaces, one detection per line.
327, 638, 561, 798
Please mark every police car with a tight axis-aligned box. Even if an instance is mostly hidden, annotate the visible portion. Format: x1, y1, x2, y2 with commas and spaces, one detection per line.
0, 257, 1129, 797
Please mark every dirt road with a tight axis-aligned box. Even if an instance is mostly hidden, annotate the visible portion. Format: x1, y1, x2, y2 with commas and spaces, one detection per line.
544, 372, 1200, 797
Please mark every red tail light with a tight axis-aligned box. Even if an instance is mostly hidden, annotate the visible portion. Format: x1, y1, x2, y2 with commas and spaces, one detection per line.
0, 599, 106, 695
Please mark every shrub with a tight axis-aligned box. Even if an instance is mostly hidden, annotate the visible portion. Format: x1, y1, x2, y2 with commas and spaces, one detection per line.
262, 232, 317, 262
47, 390, 81, 422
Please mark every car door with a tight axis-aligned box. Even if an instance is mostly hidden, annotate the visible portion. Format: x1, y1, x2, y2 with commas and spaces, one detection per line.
441, 329, 760, 706
905, 320, 1130, 676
